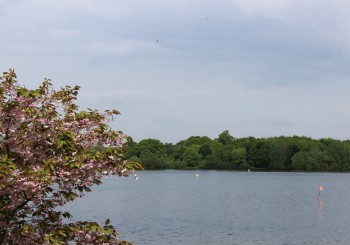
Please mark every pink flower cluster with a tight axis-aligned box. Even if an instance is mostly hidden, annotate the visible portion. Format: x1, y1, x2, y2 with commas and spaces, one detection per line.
0, 70, 140, 244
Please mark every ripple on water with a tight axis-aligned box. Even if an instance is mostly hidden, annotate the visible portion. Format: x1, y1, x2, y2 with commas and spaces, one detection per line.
64, 171, 350, 244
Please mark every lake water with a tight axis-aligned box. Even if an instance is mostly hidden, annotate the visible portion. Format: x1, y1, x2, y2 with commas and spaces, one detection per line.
65, 170, 350, 244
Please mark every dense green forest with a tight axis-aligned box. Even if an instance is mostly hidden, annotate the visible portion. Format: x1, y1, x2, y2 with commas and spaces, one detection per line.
126, 130, 350, 171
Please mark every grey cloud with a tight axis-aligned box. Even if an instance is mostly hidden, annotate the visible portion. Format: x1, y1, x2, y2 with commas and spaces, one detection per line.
1, 0, 350, 142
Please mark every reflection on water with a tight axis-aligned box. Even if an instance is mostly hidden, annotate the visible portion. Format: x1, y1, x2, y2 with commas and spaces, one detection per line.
65, 171, 350, 244
318, 198, 323, 209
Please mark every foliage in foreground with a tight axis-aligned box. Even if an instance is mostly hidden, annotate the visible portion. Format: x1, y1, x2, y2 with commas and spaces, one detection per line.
0, 70, 142, 244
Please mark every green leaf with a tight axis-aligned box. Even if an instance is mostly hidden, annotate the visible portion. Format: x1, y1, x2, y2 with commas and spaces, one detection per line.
57, 230, 67, 237
91, 225, 97, 232
23, 224, 29, 232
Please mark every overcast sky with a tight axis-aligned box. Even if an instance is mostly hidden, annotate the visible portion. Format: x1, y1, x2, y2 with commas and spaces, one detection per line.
1, 0, 350, 143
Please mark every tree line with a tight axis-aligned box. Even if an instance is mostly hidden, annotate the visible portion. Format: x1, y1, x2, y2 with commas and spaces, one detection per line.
126, 130, 350, 171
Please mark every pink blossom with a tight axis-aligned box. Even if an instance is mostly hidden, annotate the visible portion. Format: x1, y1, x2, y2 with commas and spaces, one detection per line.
0, 69, 141, 244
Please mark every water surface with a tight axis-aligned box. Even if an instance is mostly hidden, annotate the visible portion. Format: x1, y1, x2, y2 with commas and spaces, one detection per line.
66, 170, 350, 244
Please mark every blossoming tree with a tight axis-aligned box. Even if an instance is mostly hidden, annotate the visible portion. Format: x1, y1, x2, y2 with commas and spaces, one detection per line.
0, 69, 142, 244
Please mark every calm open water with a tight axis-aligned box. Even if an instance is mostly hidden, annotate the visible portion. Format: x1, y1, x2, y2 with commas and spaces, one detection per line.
65, 170, 350, 244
